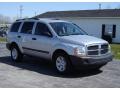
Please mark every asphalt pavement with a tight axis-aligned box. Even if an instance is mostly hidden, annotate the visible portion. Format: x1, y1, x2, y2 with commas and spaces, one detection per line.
0, 43, 120, 88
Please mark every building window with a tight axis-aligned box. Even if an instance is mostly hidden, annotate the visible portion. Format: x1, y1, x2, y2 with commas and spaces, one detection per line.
102, 24, 116, 38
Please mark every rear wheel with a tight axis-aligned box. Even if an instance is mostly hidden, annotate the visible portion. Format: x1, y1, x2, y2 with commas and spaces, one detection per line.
53, 52, 72, 74
11, 45, 23, 62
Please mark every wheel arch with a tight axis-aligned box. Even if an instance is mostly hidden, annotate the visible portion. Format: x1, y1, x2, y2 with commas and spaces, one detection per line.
9, 42, 23, 53
10, 42, 18, 49
52, 49, 69, 61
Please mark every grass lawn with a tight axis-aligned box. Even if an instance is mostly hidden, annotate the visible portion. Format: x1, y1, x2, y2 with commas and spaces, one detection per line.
111, 44, 120, 60
0, 37, 6, 42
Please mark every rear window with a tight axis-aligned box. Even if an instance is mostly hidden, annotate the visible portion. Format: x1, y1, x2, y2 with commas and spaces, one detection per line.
20, 22, 34, 34
10, 22, 21, 32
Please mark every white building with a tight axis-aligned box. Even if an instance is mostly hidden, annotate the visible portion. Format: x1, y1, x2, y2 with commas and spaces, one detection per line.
35, 9, 120, 43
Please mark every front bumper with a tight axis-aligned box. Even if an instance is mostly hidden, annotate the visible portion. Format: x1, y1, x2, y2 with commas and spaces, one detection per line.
70, 53, 113, 69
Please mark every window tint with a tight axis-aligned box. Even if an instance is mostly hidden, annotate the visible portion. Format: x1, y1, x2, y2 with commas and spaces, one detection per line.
10, 22, 21, 32
35, 22, 52, 37
20, 22, 34, 34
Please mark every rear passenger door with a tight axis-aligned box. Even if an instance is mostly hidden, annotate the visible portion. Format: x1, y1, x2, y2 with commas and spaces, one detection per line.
19, 21, 35, 54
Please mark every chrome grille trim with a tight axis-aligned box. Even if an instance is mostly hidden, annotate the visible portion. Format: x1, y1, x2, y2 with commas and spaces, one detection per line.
87, 45, 99, 50
87, 43, 109, 56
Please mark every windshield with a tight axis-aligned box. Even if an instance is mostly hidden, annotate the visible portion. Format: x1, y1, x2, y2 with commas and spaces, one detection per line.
50, 22, 87, 36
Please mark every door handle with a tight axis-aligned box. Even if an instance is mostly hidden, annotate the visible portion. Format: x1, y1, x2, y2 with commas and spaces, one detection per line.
32, 38, 36, 40
17, 35, 21, 38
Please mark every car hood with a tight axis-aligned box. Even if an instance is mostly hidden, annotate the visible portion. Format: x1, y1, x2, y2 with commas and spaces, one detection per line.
59, 35, 108, 46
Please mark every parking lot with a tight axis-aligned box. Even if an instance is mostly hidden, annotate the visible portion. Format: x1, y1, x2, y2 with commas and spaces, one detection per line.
0, 43, 120, 88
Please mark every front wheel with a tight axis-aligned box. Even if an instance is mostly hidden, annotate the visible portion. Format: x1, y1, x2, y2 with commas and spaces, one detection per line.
11, 45, 23, 62
53, 53, 72, 74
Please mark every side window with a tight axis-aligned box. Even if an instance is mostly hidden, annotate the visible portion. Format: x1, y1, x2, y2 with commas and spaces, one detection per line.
10, 22, 21, 32
20, 22, 34, 34
35, 22, 52, 37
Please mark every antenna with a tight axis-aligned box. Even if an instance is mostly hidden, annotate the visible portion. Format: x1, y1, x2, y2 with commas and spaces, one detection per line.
20, 5, 23, 19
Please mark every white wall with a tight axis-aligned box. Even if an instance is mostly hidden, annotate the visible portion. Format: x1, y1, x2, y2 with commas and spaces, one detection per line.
58, 17, 120, 43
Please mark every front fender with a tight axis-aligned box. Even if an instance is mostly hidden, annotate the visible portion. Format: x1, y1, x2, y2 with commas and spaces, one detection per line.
51, 43, 79, 58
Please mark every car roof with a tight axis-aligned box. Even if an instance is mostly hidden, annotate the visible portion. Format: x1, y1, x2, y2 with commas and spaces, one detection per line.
39, 18, 68, 23
15, 18, 69, 23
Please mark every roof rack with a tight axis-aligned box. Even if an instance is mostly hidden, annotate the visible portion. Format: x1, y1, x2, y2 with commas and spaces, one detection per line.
51, 18, 61, 20
16, 17, 39, 21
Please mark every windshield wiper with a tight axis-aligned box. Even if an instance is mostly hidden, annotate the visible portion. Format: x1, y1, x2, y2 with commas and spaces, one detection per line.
70, 33, 83, 35
59, 34, 70, 36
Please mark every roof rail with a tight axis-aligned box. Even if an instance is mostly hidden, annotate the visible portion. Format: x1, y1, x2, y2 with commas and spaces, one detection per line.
16, 17, 39, 21
51, 18, 61, 20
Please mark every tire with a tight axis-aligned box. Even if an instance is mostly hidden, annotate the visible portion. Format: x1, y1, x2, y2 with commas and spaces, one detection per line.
11, 45, 23, 62
93, 67, 101, 71
92, 65, 104, 71
53, 52, 72, 74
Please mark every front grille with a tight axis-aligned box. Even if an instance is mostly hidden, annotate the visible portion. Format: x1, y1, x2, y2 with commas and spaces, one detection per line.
87, 44, 109, 56
101, 49, 108, 54
88, 50, 99, 55
101, 44, 108, 49
88, 45, 99, 50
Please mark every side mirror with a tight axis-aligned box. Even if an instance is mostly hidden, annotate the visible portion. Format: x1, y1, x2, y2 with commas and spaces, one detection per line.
43, 32, 53, 37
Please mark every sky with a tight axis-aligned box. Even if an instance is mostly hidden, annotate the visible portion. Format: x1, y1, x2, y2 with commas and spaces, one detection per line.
0, 2, 120, 19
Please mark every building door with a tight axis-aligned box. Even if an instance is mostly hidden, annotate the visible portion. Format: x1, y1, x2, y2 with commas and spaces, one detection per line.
102, 24, 116, 43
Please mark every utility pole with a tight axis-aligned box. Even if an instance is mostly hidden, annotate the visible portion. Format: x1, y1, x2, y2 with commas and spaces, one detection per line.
20, 5, 23, 19
99, 3, 102, 10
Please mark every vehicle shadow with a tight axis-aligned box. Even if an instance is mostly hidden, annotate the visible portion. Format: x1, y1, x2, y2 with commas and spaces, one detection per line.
0, 56, 102, 78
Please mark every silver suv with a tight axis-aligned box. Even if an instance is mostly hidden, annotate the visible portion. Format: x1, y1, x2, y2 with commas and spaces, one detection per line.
6, 18, 113, 74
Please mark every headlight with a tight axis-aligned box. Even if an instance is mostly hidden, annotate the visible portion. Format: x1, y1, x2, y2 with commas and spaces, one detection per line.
74, 46, 86, 56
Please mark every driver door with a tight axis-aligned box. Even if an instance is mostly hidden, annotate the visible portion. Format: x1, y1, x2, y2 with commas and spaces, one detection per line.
30, 22, 54, 59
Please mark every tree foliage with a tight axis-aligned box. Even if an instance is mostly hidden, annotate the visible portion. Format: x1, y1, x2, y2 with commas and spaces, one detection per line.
0, 14, 11, 24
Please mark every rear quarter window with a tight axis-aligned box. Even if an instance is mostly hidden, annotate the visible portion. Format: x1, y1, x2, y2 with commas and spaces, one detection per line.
10, 22, 21, 32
